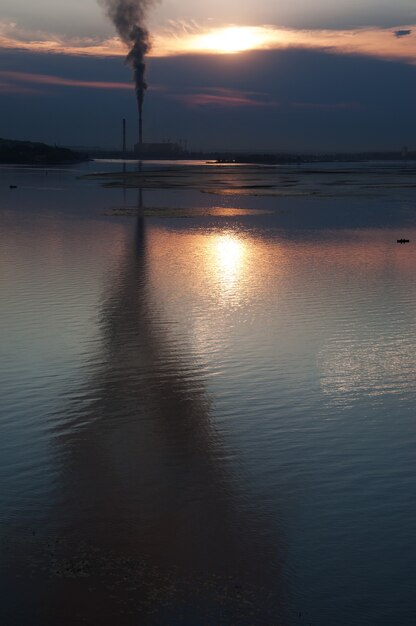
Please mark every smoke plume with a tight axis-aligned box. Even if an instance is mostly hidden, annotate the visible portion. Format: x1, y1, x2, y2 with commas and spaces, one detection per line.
99, 0, 156, 141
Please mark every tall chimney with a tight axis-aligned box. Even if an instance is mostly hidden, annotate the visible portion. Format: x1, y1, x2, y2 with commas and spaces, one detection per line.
122, 118, 127, 154
139, 103, 143, 145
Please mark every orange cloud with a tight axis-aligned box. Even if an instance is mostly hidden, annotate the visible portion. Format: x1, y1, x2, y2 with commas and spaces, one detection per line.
0, 23, 125, 57
172, 88, 276, 108
0, 70, 133, 91
0, 19, 416, 66
0, 80, 41, 95
155, 23, 416, 64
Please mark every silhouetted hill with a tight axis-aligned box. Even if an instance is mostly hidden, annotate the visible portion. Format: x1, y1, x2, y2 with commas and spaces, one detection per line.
0, 138, 85, 164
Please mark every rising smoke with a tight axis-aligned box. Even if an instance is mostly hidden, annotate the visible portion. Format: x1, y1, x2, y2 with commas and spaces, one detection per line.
99, 0, 157, 141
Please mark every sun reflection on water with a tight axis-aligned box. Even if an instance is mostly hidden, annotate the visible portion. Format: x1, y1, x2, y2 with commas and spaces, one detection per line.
214, 233, 245, 275
209, 232, 248, 302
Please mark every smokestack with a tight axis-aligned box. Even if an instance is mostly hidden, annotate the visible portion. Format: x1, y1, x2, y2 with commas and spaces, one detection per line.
123, 118, 127, 154
99, 1, 155, 148
139, 103, 143, 145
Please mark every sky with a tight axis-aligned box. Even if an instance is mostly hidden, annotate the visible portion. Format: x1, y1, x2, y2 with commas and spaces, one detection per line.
1, 0, 416, 151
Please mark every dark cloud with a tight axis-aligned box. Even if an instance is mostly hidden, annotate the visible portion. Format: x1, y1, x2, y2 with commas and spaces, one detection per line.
1, 47, 416, 152
394, 29, 412, 37
3, 0, 416, 36
259, 0, 416, 30
291, 101, 361, 110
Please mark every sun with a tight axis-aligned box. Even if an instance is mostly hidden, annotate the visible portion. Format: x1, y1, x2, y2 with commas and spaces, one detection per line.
194, 26, 266, 54
153, 24, 281, 57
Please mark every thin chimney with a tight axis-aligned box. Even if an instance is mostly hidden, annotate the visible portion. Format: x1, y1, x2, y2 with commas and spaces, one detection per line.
139, 103, 143, 145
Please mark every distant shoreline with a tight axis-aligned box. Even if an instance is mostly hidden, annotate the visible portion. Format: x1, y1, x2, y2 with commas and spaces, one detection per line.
82, 148, 416, 166
2, 137, 415, 167
0, 138, 87, 166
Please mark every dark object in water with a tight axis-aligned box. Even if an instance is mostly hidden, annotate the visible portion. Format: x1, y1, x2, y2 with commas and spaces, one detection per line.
397, 238, 410, 244
9, 185, 17, 189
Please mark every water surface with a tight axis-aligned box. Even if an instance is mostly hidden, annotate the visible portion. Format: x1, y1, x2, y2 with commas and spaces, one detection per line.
1, 161, 416, 625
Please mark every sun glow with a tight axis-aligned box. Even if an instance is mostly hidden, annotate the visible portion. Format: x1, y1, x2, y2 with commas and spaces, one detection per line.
192, 26, 270, 54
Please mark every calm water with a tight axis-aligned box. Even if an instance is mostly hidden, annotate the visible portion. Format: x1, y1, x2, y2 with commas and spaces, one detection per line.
1, 161, 416, 625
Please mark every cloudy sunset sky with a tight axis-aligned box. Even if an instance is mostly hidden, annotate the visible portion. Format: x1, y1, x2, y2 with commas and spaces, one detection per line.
1, 0, 416, 151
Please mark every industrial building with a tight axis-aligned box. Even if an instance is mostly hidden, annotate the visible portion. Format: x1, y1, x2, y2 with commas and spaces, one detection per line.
134, 141, 186, 158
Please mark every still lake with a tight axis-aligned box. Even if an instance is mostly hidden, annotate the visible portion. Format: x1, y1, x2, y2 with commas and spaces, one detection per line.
1, 160, 416, 625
